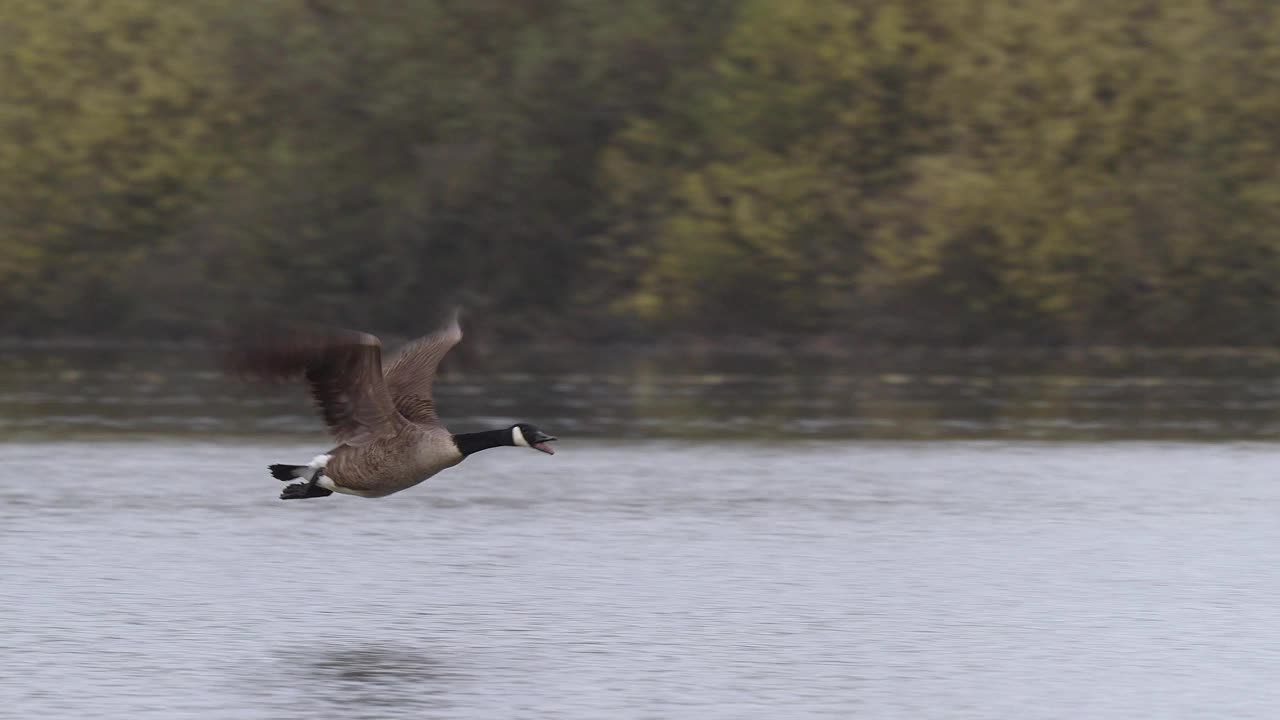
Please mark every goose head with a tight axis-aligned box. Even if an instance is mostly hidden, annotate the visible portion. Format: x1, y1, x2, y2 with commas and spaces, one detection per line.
511, 423, 557, 454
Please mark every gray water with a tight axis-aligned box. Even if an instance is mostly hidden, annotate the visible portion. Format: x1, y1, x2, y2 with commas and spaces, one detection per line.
3, 348, 1280, 718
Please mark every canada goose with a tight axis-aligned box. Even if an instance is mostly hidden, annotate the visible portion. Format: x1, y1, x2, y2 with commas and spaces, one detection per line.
226, 309, 557, 499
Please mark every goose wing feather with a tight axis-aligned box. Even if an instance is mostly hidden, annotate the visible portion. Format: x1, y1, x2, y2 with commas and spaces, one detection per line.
226, 323, 404, 445
383, 308, 463, 426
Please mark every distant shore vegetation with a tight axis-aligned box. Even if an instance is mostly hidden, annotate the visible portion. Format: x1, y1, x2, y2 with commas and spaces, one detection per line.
3, 1, 1278, 347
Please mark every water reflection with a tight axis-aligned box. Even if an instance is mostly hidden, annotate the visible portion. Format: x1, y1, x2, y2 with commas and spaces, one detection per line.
3, 346, 1280, 441
264, 643, 458, 717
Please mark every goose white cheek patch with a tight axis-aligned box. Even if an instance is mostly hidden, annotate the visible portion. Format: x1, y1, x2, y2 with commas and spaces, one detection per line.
512, 427, 530, 447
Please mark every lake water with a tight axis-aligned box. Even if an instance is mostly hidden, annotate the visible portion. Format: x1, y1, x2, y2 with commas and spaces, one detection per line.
3, 347, 1280, 718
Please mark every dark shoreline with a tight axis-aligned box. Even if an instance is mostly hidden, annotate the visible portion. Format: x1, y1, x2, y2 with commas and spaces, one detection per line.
4, 335, 1280, 376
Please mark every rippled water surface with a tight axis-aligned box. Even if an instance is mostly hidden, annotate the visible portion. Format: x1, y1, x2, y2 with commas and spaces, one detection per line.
3, 348, 1280, 718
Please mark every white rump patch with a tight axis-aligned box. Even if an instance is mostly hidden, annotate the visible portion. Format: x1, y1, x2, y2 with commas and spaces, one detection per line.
305, 454, 332, 481
512, 426, 530, 448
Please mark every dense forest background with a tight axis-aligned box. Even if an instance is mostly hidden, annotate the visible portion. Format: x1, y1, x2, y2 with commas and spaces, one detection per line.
2, 0, 1279, 347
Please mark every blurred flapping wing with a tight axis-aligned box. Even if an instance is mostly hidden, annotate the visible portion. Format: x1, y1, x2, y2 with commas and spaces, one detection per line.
226, 322, 404, 445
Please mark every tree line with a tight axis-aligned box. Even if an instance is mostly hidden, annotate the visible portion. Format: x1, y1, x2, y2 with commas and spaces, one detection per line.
2, 0, 1278, 346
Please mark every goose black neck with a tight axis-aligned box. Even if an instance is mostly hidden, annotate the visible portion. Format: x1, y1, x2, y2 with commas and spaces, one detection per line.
452, 428, 513, 457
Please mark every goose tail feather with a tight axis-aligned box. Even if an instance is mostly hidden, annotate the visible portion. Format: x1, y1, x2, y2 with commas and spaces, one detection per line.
269, 464, 307, 481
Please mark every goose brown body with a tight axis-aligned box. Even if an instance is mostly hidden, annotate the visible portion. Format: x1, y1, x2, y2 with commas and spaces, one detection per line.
322, 424, 462, 497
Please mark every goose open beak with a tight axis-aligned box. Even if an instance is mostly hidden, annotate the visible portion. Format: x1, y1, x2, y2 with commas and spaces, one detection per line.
531, 432, 557, 455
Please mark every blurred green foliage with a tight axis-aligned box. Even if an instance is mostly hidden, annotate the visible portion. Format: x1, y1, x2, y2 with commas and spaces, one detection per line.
1, 0, 1277, 345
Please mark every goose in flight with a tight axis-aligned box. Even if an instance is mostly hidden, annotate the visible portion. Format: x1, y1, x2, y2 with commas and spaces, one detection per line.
226, 309, 556, 499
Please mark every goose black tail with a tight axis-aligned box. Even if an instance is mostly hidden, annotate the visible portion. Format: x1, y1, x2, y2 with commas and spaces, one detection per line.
270, 464, 306, 481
